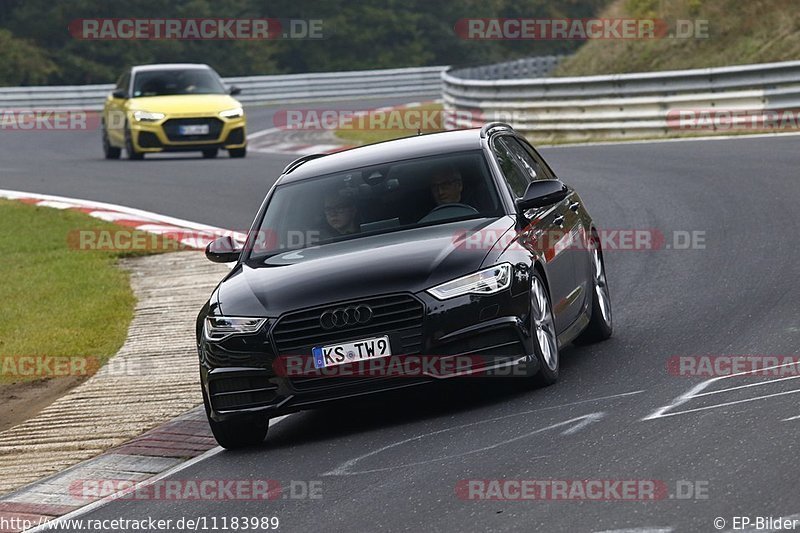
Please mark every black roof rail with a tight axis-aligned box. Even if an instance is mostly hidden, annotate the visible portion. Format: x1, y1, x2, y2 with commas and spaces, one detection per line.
282, 153, 328, 174
480, 122, 513, 138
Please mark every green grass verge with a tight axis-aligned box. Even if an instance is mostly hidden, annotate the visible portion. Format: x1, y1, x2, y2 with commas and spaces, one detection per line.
334, 103, 445, 145
555, 0, 800, 76
0, 199, 174, 384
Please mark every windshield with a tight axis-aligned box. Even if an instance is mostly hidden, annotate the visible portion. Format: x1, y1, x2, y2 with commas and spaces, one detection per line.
247, 150, 503, 260
132, 68, 226, 97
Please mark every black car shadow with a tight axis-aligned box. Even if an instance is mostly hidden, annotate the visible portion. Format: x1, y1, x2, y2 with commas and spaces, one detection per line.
255, 342, 607, 450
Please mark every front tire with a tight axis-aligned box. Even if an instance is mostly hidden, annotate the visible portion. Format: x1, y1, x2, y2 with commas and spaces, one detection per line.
202, 148, 218, 159
574, 230, 613, 344
124, 124, 144, 160
228, 146, 246, 158
102, 125, 121, 159
202, 387, 268, 449
528, 271, 559, 386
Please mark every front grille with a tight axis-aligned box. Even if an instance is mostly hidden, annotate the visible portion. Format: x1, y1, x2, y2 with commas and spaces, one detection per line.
162, 117, 223, 142
226, 127, 245, 145
272, 294, 424, 356
436, 327, 526, 358
209, 374, 277, 411
290, 375, 429, 393
137, 131, 161, 148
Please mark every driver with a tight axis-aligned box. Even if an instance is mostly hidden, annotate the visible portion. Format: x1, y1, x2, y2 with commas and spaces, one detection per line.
322, 193, 359, 236
429, 164, 464, 205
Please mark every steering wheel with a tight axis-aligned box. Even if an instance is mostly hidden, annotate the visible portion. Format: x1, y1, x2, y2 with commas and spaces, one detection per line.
428, 203, 479, 215
419, 203, 480, 224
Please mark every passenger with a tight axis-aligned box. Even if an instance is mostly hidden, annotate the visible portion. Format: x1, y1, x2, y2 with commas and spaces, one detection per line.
322, 193, 359, 236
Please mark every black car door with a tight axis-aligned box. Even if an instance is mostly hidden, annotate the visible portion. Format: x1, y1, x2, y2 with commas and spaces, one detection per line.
491, 135, 584, 332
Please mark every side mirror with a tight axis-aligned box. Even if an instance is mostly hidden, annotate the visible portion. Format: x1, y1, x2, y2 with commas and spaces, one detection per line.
111, 89, 127, 99
205, 236, 242, 263
516, 179, 569, 212
229, 86, 242, 96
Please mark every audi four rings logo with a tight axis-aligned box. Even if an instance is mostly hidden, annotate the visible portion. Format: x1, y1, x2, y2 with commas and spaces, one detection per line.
320, 305, 373, 329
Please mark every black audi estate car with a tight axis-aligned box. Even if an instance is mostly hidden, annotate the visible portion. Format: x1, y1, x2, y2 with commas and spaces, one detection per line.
197, 123, 612, 448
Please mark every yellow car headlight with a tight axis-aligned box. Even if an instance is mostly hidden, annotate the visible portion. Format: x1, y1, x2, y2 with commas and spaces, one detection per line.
132, 111, 165, 122
219, 107, 244, 119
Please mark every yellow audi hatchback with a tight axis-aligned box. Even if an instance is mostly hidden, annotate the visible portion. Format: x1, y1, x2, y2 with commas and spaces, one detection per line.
102, 63, 247, 160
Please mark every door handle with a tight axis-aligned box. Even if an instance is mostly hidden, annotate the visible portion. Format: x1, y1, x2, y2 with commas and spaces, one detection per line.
552, 215, 565, 226
569, 202, 581, 212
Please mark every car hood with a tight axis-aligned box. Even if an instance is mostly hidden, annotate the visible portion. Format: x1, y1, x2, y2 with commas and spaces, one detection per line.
215, 217, 516, 317
127, 94, 241, 115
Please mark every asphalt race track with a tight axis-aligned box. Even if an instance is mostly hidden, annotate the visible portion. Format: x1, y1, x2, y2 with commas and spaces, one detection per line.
3, 99, 800, 532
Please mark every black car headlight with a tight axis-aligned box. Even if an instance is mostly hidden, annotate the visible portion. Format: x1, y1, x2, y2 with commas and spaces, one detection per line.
204, 316, 267, 341
427, 263, 513, 300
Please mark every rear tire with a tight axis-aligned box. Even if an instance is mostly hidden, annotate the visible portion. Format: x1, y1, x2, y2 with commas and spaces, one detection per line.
229, 146, 246, 158
202, 387, 268, 449
125, 124, 144, 160
574, 230, 613, 344
202, 148, 218, 159
102, 125, 121, 159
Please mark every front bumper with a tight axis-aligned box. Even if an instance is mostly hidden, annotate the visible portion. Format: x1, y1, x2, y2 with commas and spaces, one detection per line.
199, 288, 536, 423
130, 114, 246, 153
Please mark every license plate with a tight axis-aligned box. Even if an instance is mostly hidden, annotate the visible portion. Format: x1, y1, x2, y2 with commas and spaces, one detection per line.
312, 336, 391, 369
178, 124, 209, 135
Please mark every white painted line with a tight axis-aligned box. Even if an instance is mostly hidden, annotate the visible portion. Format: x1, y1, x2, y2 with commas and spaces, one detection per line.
88, 210, 156, 222
543, 130, 800, 149
692, 373, 800, 398
323, 390, 642, 477
644, 360, 800, 420
33, 200, 78, 210
782, 414, 800, 422
561, 412, 606, 435
247, 126, 281, 140
26, 415, 290, 532
324, 411, 605, 476
0, 189, 229, 235
595, 528, 673, 533
646, 388, 800, 420
303, 144, 343, 153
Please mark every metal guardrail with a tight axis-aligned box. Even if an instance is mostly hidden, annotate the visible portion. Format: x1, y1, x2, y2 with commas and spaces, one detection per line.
0, 66, 447, 110
450, 56, 563, 80
442, 59, 800, 141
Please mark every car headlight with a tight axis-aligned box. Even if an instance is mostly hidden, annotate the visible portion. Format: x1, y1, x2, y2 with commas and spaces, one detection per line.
219, 107, 244, 119
427, 263, 513, 300
204, 316, 266, 341
132, 111, 165, 122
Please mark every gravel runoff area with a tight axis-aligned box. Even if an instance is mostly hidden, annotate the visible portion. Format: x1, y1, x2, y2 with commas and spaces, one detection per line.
0, 252, 229, 496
